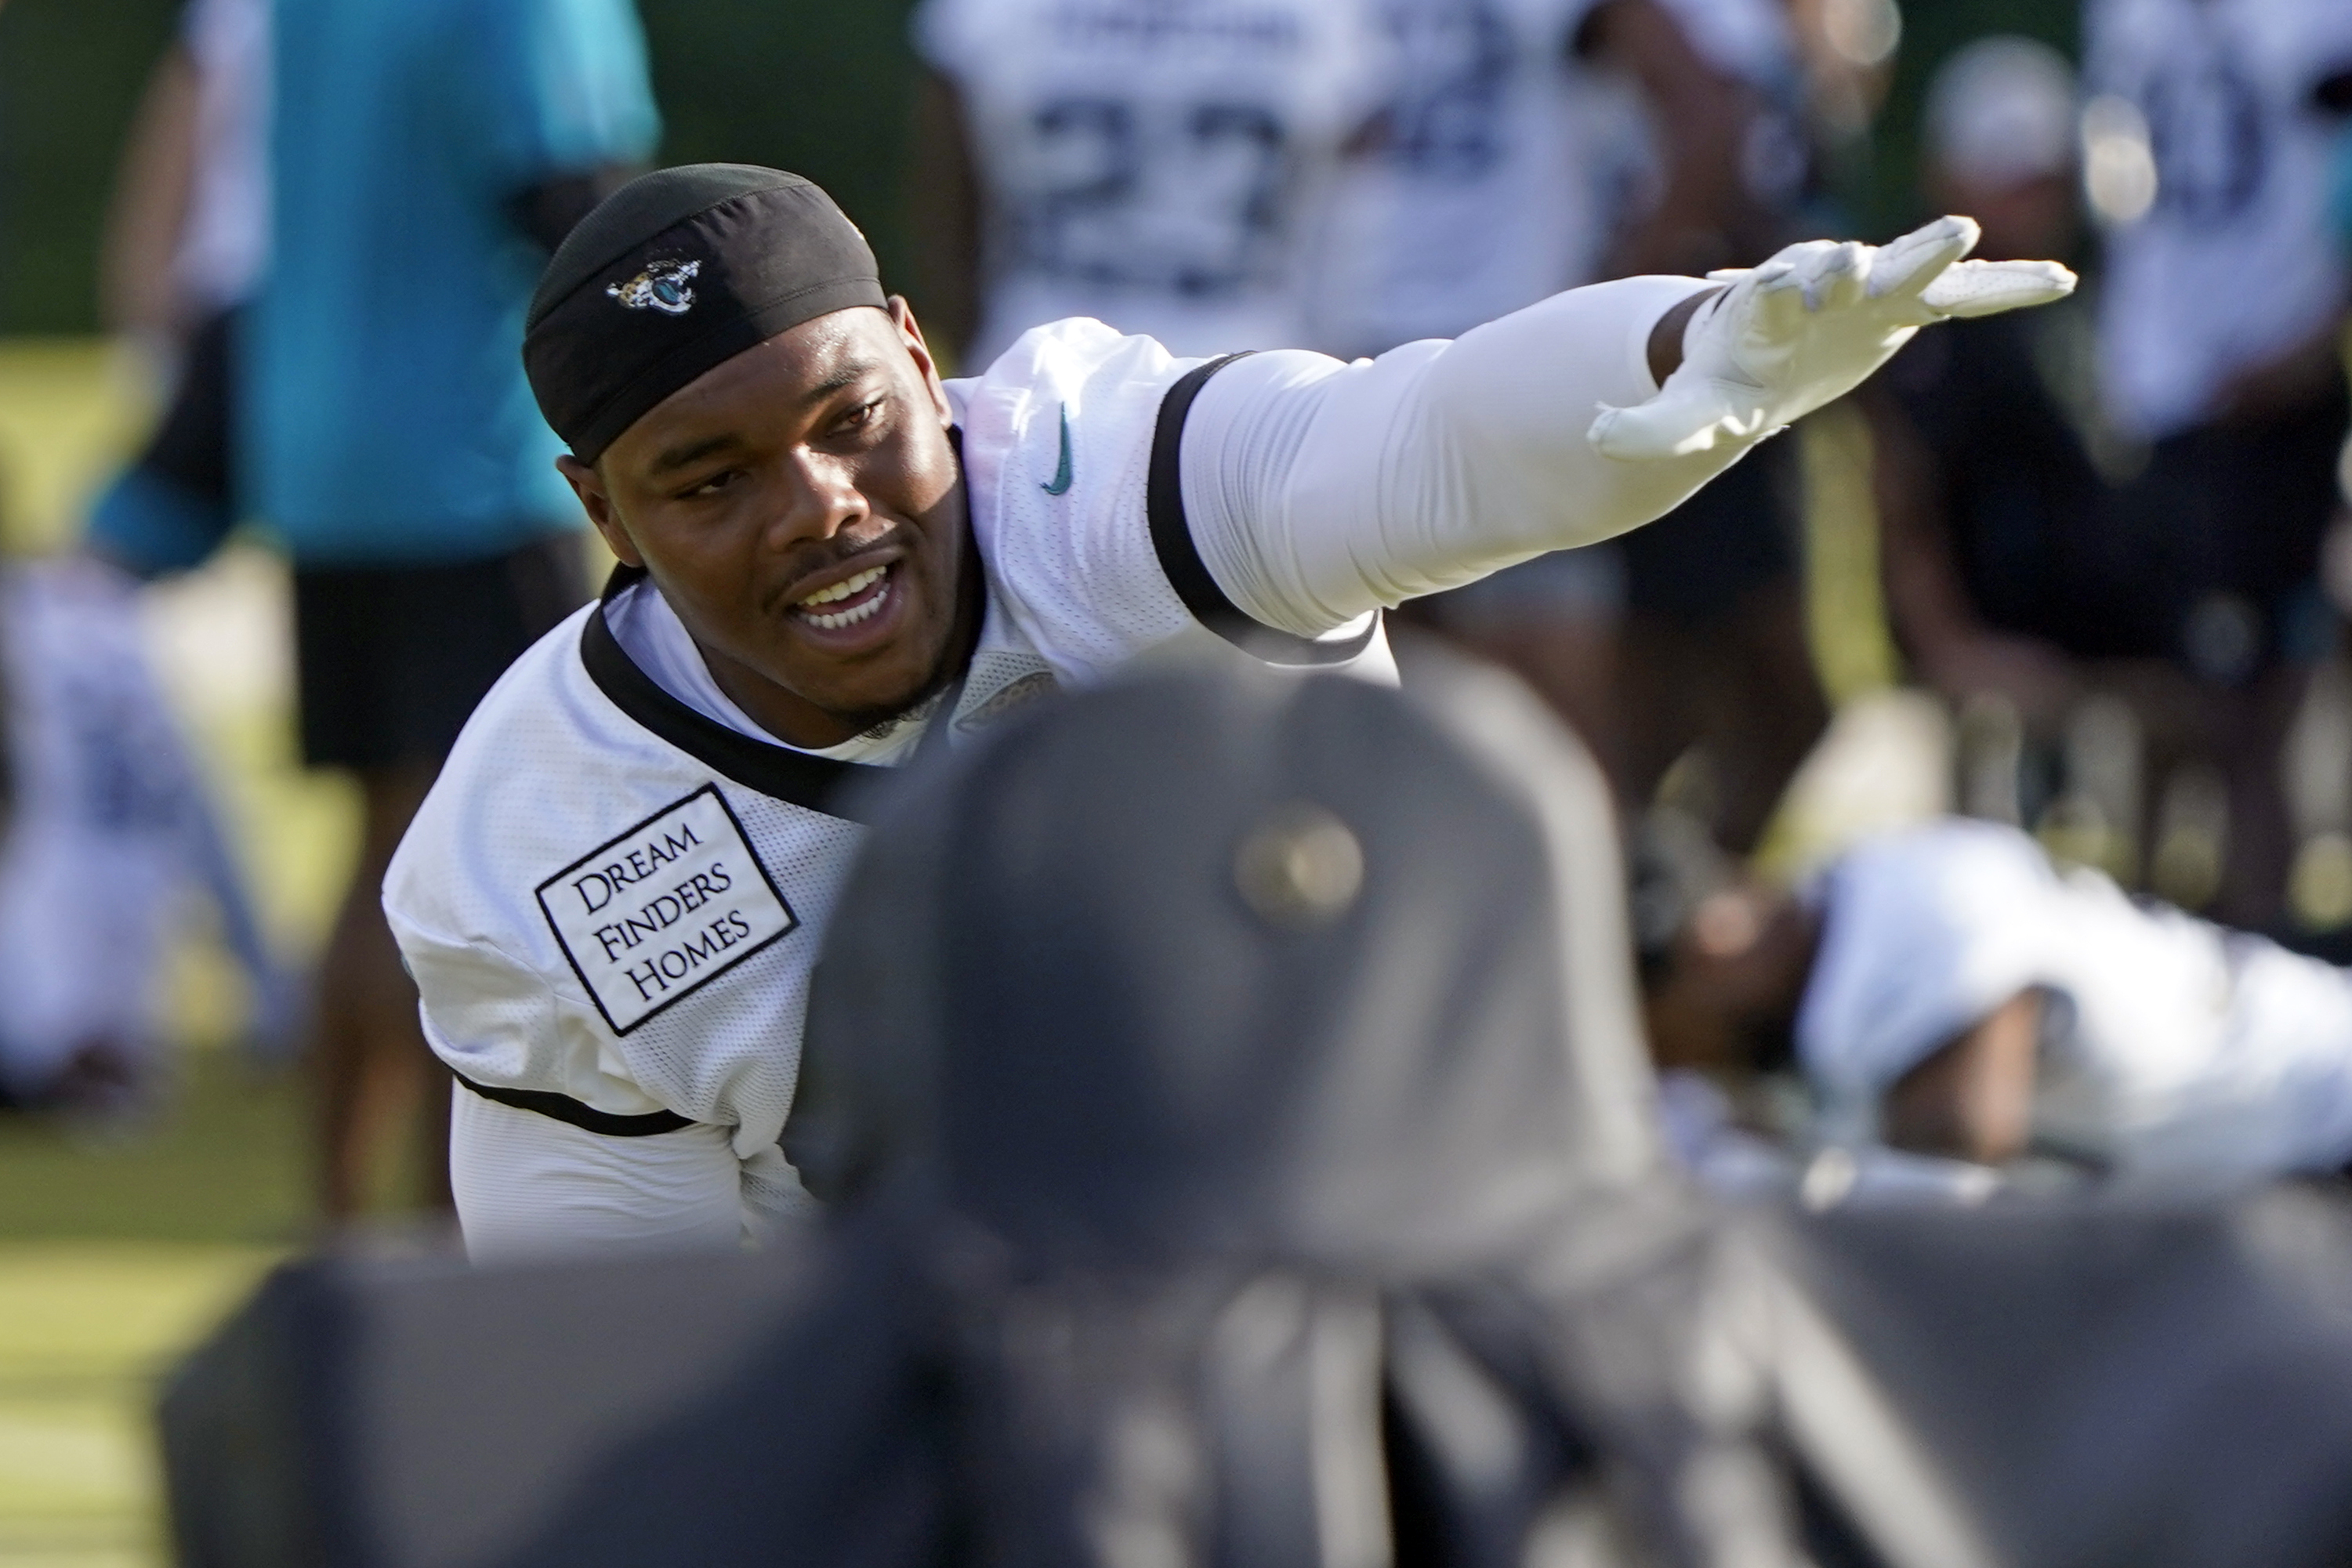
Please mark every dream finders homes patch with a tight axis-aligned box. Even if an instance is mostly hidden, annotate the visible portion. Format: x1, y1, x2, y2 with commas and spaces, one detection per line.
536, 785, 797, 1034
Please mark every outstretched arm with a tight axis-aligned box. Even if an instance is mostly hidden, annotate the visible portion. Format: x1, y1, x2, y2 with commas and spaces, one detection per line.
1182, 217, 2073, 638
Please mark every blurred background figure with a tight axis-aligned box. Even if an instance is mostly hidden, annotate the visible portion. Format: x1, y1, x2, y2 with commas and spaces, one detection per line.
904, 0, 1383, 366
0, 0, 290, 1120
1379, 0, 1828, 859
1305, 0, 1646, 363
1868, 42, 2133, 860
85, 0, 263, 580
2063, 0, 2352, 927
0, 556, 285, 1117
85, 0, 661, 1221
1640, 814, 2352, 1197
96, 0, 263, 378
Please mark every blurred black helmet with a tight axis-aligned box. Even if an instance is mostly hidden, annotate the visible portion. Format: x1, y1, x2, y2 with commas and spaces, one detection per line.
790, 650, 1660, 1270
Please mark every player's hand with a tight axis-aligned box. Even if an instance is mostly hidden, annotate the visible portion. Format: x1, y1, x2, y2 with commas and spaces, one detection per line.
1589, 216, 2075, 462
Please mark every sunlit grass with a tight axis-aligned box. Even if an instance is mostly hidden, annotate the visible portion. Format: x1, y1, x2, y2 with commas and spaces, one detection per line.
0, 1237, 281, 1568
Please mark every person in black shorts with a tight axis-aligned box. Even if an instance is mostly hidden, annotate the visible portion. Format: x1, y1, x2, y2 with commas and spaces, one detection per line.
85, 0, 659, 1219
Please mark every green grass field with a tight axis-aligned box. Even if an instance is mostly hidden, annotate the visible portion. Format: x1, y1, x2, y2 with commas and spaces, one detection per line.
0, 1059, 305, 1567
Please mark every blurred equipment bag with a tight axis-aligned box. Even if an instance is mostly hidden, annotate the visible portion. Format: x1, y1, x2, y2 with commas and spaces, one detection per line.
166, 660, 2352, 1568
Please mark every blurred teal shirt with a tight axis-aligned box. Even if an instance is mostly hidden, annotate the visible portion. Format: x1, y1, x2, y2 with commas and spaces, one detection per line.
250, 0, 658, 564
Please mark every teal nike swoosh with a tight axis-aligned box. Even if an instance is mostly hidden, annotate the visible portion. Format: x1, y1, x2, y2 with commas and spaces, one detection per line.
1041, 402, 1074, 495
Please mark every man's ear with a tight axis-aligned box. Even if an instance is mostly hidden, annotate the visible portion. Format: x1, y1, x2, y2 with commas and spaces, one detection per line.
886, 295, 955, 425
556, 454, 642, 569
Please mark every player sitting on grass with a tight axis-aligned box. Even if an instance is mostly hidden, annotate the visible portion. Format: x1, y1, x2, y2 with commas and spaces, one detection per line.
1640, 816, 2352, 1190
382, 162, 2071, 1257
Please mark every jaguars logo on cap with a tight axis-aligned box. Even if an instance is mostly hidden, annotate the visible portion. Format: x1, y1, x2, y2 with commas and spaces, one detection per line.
607, 258, 701, 317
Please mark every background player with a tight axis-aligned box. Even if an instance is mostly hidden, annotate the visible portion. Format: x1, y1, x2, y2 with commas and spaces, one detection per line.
384, 160, 2071, 1255
2075, 0, 2352, 927
1350, 0, 1828, 857
83, 0, 264, 664
1641, 814, 2352, 1187
1869, 41, 2121, 836
87, 0, 661, 1220
0, 556, 286, 1115
904, 0, 1384, 364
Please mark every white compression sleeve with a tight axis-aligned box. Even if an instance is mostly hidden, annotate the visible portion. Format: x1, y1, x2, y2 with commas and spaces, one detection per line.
1180, 276, 1748, 639
449, 1089, 804, 1261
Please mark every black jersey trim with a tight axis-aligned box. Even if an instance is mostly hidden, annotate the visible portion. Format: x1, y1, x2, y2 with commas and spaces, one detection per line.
453, 1070, 695, 1137
578, 564, 890, 823
1146, 353, 1381, 668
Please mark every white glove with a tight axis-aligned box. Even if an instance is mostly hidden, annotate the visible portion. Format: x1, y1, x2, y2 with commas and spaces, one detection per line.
1588, 215, 2076, 462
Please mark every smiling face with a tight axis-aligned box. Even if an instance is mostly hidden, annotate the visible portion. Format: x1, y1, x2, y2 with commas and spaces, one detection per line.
558, 299, 975, 749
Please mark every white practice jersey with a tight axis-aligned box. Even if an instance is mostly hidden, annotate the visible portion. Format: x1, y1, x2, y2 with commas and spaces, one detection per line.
1308, 0, 1799, 357
917, 0, 1386, 364
1798, 819, 2352, 1187
2086, 0, 2352, 439
385, 320, 1392, 1240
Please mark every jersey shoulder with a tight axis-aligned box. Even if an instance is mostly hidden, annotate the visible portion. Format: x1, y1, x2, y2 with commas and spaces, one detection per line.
949, 318, 1209, 683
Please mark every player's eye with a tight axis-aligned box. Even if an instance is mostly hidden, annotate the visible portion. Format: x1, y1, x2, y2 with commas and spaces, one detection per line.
678, 468, 742, 499
834, 397, 886, 436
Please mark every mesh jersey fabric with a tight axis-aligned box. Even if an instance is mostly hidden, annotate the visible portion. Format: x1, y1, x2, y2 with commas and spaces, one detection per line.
947, 317, 1391, 671
1798, 818, 2352, 1182
2086, 0, 2352, 439
384, 317, 1393, 1233
448, 1088, 756, 1255
913, 0, 1388, 362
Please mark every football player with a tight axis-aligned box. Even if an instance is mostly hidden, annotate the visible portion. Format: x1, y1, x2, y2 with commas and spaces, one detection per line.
383, 162, 2069, 1255
1641, 816, 2352, 1188
2078, 0, 2352, 924
905, 0, 1383, 365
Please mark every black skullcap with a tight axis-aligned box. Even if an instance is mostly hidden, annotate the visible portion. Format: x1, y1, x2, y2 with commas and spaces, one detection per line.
524, 164, 888, 463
